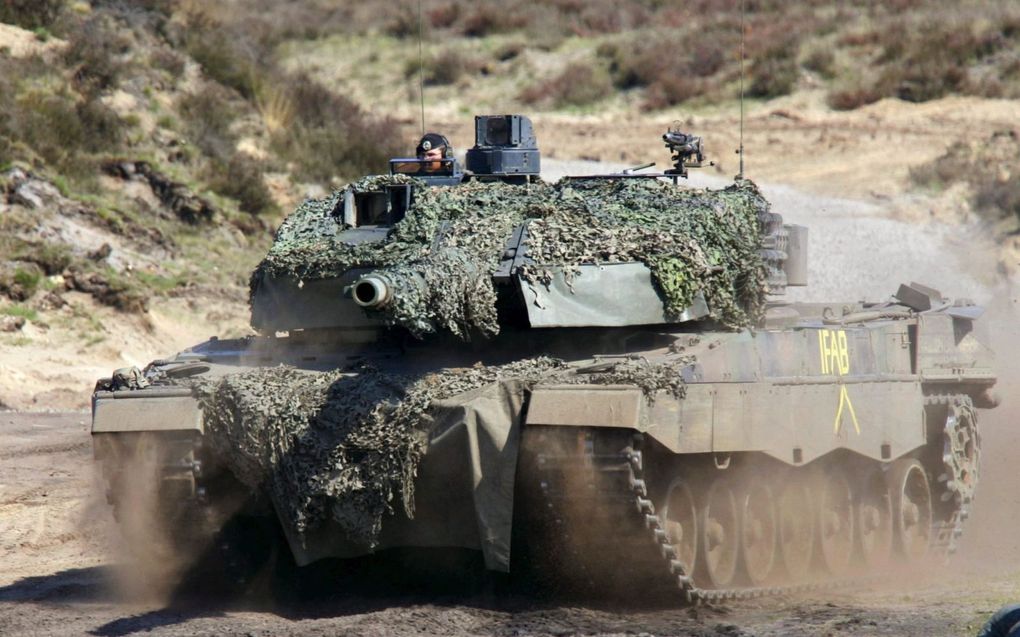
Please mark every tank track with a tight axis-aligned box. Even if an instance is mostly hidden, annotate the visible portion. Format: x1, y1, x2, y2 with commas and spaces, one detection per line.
530, 392, 974, 605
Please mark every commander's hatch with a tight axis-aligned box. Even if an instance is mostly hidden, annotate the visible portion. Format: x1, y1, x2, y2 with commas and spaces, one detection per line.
337, 183, 413, 230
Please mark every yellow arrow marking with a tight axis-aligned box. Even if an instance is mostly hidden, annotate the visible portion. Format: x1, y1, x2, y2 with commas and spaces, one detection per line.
833, 384, 861, 435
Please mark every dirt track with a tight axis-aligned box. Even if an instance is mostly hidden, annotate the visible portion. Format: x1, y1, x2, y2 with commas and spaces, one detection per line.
1, 406, 1019, 636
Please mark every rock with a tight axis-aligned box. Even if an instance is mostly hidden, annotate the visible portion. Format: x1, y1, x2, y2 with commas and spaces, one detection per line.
0, 315, 26, 332
11, 179, 62, 209
88, 243, 113, 261
35, 291, 67, 311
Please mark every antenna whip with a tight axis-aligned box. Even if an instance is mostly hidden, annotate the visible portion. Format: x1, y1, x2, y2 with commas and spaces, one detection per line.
417, 0, 426, 136
737, 0, 745, 180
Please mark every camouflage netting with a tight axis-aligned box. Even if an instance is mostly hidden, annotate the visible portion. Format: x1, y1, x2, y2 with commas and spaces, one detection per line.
187, 355, 692, 547
251, 176, 770, 336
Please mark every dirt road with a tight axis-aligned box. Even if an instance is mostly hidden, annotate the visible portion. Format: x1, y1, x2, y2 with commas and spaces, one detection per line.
2, 412, 1019, 636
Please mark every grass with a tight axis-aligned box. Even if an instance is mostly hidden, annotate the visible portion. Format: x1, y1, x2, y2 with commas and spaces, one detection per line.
132, 270, 186, 294
2, 304, 39, 322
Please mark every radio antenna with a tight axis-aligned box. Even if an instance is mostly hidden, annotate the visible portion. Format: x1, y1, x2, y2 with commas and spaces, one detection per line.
416, 0, 426, 136
737, 0, 746, 180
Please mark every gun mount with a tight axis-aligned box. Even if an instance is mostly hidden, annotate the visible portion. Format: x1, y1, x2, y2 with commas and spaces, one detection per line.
663, 123, 712, 178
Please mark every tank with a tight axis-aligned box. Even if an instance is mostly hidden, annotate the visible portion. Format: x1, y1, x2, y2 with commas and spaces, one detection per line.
90, 114, 998, 602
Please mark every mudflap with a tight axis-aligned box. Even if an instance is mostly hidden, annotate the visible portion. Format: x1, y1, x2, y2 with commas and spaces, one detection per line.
282, 379, 528, 572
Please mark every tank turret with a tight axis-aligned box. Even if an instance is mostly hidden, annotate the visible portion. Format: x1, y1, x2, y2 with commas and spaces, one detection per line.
249, 116, 806, 338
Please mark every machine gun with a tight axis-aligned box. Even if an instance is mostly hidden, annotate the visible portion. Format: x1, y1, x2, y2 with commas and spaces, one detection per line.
662, 125, 712, 178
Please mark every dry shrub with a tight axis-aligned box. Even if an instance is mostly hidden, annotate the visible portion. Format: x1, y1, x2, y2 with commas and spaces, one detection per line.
64, 13, 131, 94
0, 0, 64, 29
562, 1, 651, 36
519, 62, 612, 108
494, 41, 524, 61
3, 86, 122, 178
182, 12, 268, 99
416, 48, 470, 86
851, 11, 1020, 105
266, 74, 403, 182
748, 51, 799, 98
178, 84, 238, 160
599, 35, 731, 108
460, 6, 525, 37
802, 47, 835, 78
428, 4, 460, 29
643, 76, 707, 111
149, 47, 185, 78
912, 130, 1020, 227
827, 84, 884, 111
210, 154, 277, 216
0, 49, 124, 185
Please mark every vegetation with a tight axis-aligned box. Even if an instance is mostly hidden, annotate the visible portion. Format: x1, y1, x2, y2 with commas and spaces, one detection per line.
911, 130, 1020, 230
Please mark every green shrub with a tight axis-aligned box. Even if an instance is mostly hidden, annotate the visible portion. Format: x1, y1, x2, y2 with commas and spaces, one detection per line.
12, 266, 41, 295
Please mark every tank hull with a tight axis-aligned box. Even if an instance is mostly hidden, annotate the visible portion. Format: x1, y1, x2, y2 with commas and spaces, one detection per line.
91, 300, 994, 597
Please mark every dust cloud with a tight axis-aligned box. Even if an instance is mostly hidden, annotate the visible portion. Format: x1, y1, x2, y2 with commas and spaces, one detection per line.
956, 286, 1020, 571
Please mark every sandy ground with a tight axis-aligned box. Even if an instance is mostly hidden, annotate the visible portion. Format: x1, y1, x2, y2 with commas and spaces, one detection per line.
1, 411, 1020, 636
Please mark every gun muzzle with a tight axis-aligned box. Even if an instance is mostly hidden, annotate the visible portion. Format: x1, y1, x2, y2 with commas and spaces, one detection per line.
352, 275, 393, 309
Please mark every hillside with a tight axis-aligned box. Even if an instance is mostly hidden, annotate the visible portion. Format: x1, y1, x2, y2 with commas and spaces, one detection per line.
1, 0, 1018, 409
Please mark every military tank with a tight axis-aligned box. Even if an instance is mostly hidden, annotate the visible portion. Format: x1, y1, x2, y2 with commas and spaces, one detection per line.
91, 114, 997, 602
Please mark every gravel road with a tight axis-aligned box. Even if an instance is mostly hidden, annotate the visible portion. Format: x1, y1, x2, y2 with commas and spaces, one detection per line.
3, 166, 1019, 636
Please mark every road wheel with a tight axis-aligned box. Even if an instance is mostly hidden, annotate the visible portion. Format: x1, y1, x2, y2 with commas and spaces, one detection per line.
856, 469, 893, 569
888, 458, 932, 563
817, 470, 855, 576
698, 478, 739, 588
662, 478, 698, 577
777, 477, 815, 581
739, 481, 778, 586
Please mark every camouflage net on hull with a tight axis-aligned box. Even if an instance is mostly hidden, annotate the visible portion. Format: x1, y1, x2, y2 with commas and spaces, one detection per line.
189, 355, 691, 547
251, 176, 770, 336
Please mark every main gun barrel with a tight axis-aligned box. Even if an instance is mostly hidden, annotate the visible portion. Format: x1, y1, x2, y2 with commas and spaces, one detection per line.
352, 275, 394, 309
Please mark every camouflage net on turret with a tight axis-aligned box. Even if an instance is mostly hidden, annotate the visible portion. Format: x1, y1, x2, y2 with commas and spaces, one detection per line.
251, 176, 770, 337
187, 354, 692, 547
